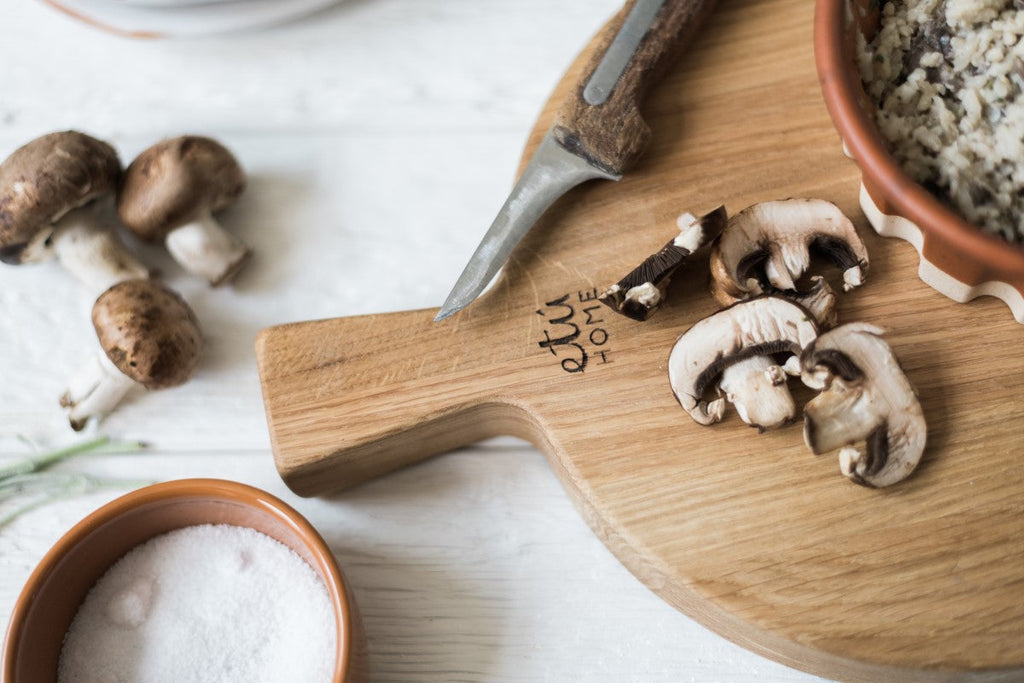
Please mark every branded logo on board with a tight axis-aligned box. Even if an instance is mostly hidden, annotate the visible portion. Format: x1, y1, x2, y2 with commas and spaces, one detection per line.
535, 288, 611, 374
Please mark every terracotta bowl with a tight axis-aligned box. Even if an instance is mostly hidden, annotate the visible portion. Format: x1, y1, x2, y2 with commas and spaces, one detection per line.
2, 478, 366, 683
814, 0, 1024, 322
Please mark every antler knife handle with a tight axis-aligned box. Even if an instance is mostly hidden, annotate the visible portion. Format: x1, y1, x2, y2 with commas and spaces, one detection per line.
553, 0, 717, 175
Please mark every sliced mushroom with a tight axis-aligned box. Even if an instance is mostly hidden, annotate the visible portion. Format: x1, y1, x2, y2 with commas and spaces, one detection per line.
718, 355, 796, 429
0, 131, 148, 292
709, 199, 868, 326
117, 136, 249, 286
667, 297, 818, 430
599, 205, 726, 320
790, 275, 838, 329
61, 278, 203, 430
800, 323, 926, 487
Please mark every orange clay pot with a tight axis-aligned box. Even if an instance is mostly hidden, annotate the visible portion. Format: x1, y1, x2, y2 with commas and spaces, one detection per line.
2, 478, 366, 683
815, 0, 1024, 322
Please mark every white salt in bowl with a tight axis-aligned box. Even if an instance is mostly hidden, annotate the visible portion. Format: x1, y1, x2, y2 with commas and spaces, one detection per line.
2, 478, 365, 682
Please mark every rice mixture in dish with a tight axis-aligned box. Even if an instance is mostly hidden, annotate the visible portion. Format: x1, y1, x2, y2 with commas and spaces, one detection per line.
857, 0, 1024, 242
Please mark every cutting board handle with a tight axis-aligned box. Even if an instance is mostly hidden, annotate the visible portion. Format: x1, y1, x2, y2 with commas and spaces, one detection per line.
554, 0, 717, 174
256, 309, 538, 495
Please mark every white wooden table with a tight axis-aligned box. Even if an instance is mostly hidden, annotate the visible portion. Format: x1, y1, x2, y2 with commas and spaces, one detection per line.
0, 2, 827, 680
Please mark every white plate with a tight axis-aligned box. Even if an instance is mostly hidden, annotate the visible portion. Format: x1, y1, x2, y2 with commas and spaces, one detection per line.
110, 1, 240, 6
41, 0, 344, 37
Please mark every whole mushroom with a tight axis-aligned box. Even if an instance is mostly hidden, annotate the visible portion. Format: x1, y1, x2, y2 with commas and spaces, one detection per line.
61, 278, 203, 430
0, 131, 149, 292
800, 323, 926, 487
667, 297, 819, 430
117, 136, 249, 286
709, 198, 868, 326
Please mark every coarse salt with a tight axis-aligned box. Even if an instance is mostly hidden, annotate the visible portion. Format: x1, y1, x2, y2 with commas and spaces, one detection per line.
57, 524, 337, 683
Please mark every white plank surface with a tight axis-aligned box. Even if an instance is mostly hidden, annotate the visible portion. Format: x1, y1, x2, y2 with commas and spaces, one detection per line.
0, 2, 826, 680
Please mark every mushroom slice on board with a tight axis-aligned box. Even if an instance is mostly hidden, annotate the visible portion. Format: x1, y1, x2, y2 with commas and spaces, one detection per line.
599, 205, 726, 320
709, 198, 868, 326
61, 278, 203, 430
667, 297, 818, 430
789, 275, 838, 329
800, 323, 926, 488
118, 136, 249, 286
0, 131, 149, 293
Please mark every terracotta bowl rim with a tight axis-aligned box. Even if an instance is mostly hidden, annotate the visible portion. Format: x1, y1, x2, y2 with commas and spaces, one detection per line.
2, 477, 354, 683
813, 0, 1024, 274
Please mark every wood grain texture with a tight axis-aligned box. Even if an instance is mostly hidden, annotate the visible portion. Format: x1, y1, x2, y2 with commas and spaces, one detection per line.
1, 1, 833, 680
257, 0, 1024, 680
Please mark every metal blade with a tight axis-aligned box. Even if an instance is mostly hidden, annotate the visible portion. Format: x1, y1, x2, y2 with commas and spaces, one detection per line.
435, 131, 620, 321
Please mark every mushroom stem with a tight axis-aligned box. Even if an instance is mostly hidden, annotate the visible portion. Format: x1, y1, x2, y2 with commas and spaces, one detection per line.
165, 212, 251, 286
11, 227, 57, 264
718, 355, 797, 430
60, 353, 137, 431
50, 208, 149, 296
763, 242, 806, 291
789, 276, 838, 328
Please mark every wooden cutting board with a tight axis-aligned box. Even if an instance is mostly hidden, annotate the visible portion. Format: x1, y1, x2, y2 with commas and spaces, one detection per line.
256, 0, 1024, 679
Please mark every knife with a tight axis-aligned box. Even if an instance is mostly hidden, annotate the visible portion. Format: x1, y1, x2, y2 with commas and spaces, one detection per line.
435, 0, 717, 321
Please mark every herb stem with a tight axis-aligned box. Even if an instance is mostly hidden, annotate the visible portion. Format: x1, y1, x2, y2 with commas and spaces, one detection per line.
0, 436, 146, 481
0, 472, 154, 527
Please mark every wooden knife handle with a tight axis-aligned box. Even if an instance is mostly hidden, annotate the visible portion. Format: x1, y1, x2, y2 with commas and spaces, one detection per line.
553, 0, 716, 175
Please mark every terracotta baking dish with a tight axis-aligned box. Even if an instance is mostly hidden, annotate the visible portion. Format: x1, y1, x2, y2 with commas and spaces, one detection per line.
2, 478, 366, 683
814, 0, 1024, 322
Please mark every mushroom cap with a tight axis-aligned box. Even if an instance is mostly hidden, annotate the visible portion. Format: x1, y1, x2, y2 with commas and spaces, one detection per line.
0, 131, 121, 264
709, 198, 869, 310
667, 297, 819, 425
117, 136, 246, 241
92, 278, 203, 389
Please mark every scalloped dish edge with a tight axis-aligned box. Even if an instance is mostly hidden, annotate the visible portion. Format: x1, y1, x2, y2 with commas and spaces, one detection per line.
859, 183, 1024, 323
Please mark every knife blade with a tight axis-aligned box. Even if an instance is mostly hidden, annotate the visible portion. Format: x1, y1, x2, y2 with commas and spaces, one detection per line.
436, 0, 717, 321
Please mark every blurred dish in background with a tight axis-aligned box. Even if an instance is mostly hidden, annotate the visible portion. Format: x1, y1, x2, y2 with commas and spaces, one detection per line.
41, 0, 343, 38
111, 0, 241, 6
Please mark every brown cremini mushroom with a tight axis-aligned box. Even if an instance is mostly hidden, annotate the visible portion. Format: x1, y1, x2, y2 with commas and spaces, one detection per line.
599, 205, 726, 320
800, 323, 926, 487
667, 297, 818, 430
709, 198, 868, 326
0, 131, 148, 292
61, 278, 203, 430
118, 136, 249, 286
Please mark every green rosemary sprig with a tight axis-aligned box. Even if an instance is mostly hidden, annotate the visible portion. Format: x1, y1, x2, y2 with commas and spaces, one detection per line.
0, 435, 146, 480
0, 436, 150, 527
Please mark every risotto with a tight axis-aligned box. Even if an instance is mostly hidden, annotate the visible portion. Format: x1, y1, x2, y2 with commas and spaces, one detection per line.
857, 0, 1024, 242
